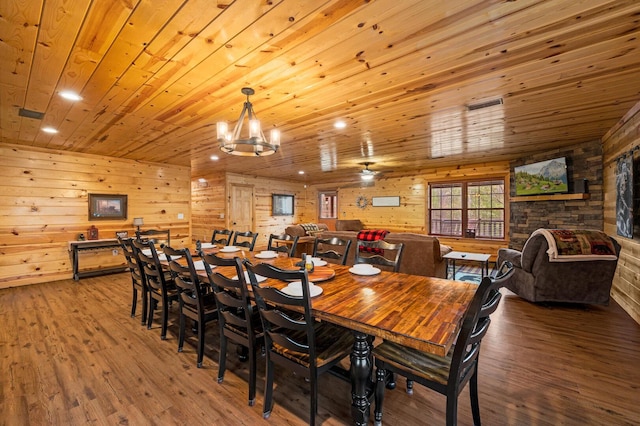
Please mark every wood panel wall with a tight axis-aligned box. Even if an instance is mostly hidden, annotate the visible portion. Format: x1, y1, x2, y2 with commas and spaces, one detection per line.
309, 164, 511, 262
602, 100, 640, 324
0, 143, 191, 288
334, 176, 427, 232
190, 171, 311, 250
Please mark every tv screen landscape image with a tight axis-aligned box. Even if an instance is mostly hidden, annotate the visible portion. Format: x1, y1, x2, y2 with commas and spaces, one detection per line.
515, 157, 568, 196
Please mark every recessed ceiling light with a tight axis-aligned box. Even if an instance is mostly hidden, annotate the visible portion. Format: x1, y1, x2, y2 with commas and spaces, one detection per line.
334, 121, 346, 129
298, 170, 305, 175
198, 178, 207, 183
210, 155, 219, 161
42, 127, 58, 134
59, 91, 83, 101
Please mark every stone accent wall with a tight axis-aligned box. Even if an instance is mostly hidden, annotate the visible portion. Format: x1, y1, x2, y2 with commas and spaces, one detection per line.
509, 139, 604, 250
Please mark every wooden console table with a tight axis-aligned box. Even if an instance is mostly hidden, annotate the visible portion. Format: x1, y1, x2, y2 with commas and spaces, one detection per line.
69, 239, 127, 281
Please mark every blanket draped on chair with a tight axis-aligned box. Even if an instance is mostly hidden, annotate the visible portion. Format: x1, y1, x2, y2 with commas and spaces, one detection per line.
528, 229, 618, 262
357, 229, 389, 254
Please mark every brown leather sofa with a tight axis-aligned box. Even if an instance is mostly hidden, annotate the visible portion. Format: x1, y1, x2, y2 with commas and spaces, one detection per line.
284, 223, 329, 238
335, 219, 365, 231
316, 230, 452, 278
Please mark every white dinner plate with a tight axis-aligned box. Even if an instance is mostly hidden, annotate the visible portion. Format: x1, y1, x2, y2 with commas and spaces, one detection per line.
349, 266, 381, 276
280, 281, 323, 297
220, 247, 240, 253
165, 255, 182, 261
232, 271, 267, 283
311, 259, 327, 267
141, 249, 152, 256
192, 260, 210, 270
200, 243, 215, 249
255, 252, 278, 259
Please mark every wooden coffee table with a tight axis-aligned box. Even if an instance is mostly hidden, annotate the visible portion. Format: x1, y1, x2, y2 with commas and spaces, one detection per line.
443, 251, 491, 280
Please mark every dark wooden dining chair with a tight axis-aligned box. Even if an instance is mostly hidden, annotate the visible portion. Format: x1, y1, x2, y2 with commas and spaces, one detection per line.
232, 230, 258, 251
312, 236, 352, 265
200, 253, 264, 406
211, 229, 234, 246
164, 246, 217, 368
355, 239, 405, 272
243, 259, 353, 425
136, 229, 170, 247
372, 263, 515, 426
132, 239, 178, 340
118, 236, 148, 324
266, 233, 299, 257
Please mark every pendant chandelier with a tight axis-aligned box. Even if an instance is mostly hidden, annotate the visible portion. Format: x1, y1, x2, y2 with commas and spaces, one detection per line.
217, 87, 280, 156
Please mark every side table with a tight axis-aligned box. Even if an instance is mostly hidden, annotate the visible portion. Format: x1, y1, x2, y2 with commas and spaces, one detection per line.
69, 239, 127, 280
443, 251, 491, 280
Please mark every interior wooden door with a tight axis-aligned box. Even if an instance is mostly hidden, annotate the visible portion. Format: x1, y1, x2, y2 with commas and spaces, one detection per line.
229, 184, 254, 232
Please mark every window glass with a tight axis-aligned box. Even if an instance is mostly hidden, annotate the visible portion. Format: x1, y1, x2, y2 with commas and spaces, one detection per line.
429, 179, 505, 239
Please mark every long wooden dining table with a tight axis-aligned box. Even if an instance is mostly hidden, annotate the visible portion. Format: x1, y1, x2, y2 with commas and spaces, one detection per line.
182, 247, 477, 425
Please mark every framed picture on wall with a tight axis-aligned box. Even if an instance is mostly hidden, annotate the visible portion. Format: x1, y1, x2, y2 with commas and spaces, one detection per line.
272, 194, 294, 216
616, 156, 633, 238
89, 194, 128, 220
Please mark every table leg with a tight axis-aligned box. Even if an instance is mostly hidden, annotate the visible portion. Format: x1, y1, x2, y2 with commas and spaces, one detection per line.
450, 259, 456, 280
350, 331, 372, 425
72, 247, 79, 281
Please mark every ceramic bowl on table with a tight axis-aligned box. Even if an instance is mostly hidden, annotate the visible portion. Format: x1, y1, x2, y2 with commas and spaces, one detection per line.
255, 250, 278, 259
349, 263, 381, 276
311, 257, 327, 266
280, 281, 323, 297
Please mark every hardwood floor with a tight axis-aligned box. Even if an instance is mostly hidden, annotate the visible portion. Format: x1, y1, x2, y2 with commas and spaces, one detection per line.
1, 273, 639, 425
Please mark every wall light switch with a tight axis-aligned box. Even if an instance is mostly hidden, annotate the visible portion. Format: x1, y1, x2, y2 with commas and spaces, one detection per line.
219, 213, 225, 219
178, 213, 184, 219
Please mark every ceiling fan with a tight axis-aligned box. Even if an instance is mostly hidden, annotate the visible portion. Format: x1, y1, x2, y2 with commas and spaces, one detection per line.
359, 162, 378, 181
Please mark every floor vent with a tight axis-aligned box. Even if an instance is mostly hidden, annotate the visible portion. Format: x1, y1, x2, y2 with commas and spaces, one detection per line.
467, 98, 503, 111
18, 108, 45, 120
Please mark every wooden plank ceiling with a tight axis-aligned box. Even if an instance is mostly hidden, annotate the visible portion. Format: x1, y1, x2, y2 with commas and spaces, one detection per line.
2, 0, 640, 184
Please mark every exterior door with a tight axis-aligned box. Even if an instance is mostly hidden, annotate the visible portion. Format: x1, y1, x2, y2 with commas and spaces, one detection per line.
229, 184, 254, 231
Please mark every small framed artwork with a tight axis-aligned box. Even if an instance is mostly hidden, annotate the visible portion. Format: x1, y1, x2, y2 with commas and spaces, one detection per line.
89, 194, 128, 220
272, 194, 294, 216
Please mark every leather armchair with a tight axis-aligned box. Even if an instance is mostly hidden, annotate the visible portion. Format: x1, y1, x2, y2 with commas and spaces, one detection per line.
497, 231, 621, 305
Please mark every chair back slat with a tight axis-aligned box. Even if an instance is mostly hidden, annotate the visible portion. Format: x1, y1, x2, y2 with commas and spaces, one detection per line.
354, 239, 404, 272
119, 237, 144, 281
132, 239, 166, 292
232, 231, 259, 251
165, 247, 207, 311
313, 237, 352, 265
243, 260, 317, 360
211, 229, 234, 245
136, 229, 170, 247
267, 234, 299, 257
448, 266, 514, 390
204, 258, 253, 332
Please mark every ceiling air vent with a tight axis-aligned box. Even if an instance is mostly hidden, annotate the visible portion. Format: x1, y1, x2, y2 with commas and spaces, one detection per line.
467, 98, 503, 111
18, 108, 45, 120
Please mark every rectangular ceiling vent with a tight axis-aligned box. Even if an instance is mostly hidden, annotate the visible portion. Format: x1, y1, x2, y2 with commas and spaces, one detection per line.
18, 108, 45, 120
467, 98, 503, 111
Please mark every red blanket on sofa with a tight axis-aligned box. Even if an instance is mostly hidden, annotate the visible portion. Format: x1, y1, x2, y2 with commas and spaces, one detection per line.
357, 229, 389, 254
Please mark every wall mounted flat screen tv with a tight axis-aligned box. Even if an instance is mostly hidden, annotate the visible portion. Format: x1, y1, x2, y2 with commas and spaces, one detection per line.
515, 157, 569, 196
